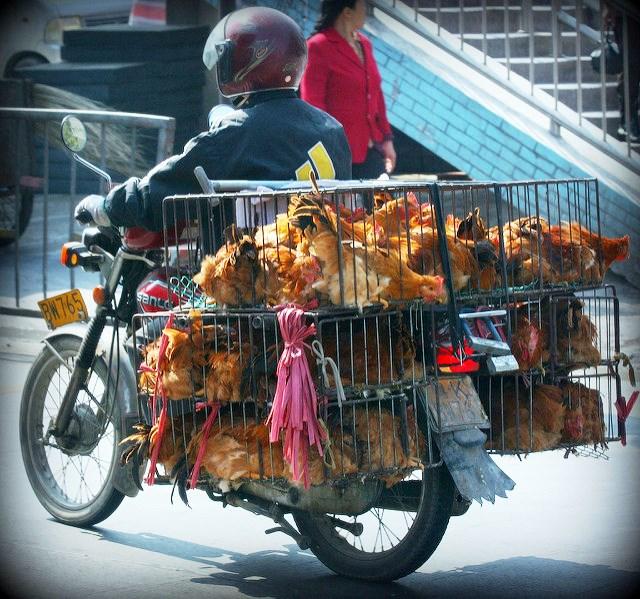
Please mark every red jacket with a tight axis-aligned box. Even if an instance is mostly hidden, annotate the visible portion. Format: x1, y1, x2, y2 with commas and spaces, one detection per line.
300, 28, 392, 164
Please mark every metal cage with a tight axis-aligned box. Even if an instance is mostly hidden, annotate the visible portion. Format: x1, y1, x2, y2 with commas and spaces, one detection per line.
128, 176, 626, 491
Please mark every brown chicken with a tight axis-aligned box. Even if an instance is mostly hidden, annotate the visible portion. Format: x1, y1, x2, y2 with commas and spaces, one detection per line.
532, 384, 566, 434
195, 224, 324, 307
560, 381, 605, 445
541, 298, 601, 369
139, 325, 205, 401
193, 226, 261, 306
290, 193, 446, 307
407, 201, 436, 230
365, 245, 447, 304
371, 192, 420, 239
497, 216, 630, 286
496, 217, 557, 285
255, 212, 302, 249
398, 226, 479, 292
510, 309, 547, 372
187, 418, 288, 485
324, 201, 387, 248
352, 406, 424, 487
256, 240, 322, 305
120, 412, 205, 486
453, 207, 488, 242
172, 402, 423, 498
183, 412, 358, 490
485, 380, 564, 452
139, 313, 267, 403
548, 221, 630, 279
445, 209, 500, 291
556, 299, 600, 368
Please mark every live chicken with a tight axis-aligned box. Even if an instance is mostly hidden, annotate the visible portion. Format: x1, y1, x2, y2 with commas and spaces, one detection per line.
290, 193, 446, 307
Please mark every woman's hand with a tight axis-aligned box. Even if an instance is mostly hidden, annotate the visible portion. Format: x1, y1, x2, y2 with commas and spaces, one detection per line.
381, 139, 396, 174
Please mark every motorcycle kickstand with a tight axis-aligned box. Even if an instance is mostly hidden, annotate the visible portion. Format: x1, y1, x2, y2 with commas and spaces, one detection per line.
225, 492, 309, 550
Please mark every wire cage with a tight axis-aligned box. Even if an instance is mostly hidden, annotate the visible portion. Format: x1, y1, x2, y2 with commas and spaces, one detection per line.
494, 179, 628, 293
160, 179, 521, 313
477, 368, 619, 457
474, 284, 620, 455
128, 177, 627, 491
505, 285, 619, 374
131, 305, 444, 490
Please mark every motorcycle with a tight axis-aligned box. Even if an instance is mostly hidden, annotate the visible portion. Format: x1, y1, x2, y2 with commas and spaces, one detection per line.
19, 115, 515, 582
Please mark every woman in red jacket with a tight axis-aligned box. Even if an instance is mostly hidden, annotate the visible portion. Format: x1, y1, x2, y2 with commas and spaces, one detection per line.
300, 0, 397, 179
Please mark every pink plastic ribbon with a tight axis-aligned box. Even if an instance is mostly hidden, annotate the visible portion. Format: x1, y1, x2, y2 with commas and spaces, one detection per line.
266, 305, 326, 489
188, 401, 221, 489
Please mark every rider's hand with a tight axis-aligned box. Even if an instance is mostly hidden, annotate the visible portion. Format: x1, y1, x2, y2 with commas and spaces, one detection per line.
74, 194, 110, 226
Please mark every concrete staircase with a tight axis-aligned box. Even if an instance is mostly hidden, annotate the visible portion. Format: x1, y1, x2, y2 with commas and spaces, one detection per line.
414, 0, 622, 139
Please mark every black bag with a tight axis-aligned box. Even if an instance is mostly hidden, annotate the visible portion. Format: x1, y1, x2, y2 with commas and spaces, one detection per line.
591, 33, 623, 75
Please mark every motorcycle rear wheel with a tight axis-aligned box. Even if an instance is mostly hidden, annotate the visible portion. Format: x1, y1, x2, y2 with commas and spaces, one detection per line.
20, 336, 124, 526
293, 465, 454, 582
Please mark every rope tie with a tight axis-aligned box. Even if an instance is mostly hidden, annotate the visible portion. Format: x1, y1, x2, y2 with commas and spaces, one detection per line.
311, 339, 345, 408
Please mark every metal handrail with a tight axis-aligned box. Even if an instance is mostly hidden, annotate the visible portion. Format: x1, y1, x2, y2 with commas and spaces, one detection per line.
0, 107, 175, 164
374, 0, 639, 176
0, 107, 176, 314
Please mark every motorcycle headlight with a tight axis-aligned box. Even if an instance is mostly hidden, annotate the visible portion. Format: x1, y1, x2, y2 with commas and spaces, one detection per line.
45, 17, 82, 44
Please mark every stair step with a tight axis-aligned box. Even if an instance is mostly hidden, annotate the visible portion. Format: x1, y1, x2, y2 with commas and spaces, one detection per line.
499, 55, 617, 84
464, 30, 600, 58
417, 5, 524, 35
417, 3, 599, 34
414, 1, 579, 8
584, 113, 638, 147
536, 81, 618, 111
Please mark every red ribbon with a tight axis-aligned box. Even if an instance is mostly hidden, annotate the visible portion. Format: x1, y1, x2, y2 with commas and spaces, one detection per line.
266, 305, 326, 488
145, 313, 175, 485
615, 390, 639, 446
188, 401, 221, 490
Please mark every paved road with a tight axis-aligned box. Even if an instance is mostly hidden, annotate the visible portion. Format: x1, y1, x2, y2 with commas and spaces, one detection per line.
0, 193, 99, 310
1, 195, 639, 597
0, 321, 639, 599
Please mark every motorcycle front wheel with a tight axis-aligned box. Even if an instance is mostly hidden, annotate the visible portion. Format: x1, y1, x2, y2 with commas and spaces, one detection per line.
20, 336, 124, 526
293, 465, 454, 582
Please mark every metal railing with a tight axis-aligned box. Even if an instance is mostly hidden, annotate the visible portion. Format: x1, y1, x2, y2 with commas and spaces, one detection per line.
0, 107, 175, 315
374, 0, 639, 174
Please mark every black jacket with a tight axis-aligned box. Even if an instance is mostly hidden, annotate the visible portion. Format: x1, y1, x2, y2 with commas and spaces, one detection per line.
104, 90, 352, 230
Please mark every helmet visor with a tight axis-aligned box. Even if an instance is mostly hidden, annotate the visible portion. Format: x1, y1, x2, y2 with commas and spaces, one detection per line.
202, 16, 229, 70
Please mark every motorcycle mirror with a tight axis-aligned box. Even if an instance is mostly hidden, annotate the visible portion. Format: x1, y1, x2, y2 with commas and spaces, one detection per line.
60, 115, 112, 190
208, 103, 235, 130
61, 115, 87, 153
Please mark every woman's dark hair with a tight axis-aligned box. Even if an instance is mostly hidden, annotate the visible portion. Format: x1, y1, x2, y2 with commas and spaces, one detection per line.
313, 0, 358, 34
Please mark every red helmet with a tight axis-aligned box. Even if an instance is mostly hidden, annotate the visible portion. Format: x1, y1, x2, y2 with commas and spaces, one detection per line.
203, 7, 307, 98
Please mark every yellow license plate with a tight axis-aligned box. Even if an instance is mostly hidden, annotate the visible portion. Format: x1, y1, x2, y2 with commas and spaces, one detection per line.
38, 289, 89, 330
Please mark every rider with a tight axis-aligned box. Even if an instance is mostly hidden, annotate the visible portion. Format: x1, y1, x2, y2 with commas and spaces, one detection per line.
75, 6, 352, 231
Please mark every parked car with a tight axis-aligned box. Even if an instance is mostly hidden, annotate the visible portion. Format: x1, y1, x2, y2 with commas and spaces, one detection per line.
0, 0, 133, 78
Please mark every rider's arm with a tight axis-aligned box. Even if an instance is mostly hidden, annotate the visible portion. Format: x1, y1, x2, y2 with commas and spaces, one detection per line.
104, 131, 221, 231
